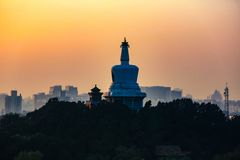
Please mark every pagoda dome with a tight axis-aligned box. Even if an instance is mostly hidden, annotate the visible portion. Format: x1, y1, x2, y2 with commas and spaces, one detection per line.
111, 64, 139, 84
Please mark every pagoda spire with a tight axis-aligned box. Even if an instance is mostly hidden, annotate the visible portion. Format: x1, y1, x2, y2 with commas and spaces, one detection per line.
120, 37, 130, 65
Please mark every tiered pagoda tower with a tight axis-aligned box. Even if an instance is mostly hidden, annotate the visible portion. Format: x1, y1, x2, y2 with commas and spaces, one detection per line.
86, 85, 103, 108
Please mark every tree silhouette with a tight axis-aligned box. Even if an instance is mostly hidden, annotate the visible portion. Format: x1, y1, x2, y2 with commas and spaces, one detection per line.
14, 151, 43, 160
0, 98, 239, 160
144, 100, 152, 108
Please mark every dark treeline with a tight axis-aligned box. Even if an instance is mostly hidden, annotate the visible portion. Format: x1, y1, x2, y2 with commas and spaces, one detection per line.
1, 98, 240, 160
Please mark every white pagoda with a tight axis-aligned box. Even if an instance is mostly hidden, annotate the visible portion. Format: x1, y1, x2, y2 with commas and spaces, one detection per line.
104, 38, 146, 110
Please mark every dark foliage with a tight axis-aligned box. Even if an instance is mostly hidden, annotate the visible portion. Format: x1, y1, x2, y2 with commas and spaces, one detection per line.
0, 98, 239, 160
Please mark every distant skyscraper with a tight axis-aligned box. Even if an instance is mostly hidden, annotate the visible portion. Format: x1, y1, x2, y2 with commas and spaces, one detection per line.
0, 94, 7, 115
5, 90, 22, 114
86, 85, 103, 108
104, 38, 146, 110
33, 85, 79, 109
49, 85, 62, 98
65, 85, 78, 101
171, 89, 182, 101
141, 86, 172, 103
141, 86, 183, 105
59, 90, 70, 102
33, 92, 48, 110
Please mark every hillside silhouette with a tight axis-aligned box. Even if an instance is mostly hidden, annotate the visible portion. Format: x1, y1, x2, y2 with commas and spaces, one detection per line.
1, 98, 240, 160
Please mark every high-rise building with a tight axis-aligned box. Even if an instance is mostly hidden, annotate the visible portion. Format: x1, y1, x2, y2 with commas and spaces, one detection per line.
5, 90, 22, 114
141, 86, 172, 103
49, 85, 62, 98
65, 86, 78, 101
0, 93, 7, 115
33, 85, 79, 109
141, 86, 183, 105
171, 89, 183, 101
104, 38, 146, 110
33, 92, 49, 110
59, 90, 70, 101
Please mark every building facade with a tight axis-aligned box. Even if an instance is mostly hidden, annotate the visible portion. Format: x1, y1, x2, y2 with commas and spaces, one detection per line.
141, 86, 172, 103
49, 85, 62, 98
33, 85, 80, 109
104, 38, 146, 110
65, 86, 78, 101
33, 92, 49, 110
171, 89, 183, 101
0, 94, 7, 115
5, 90, 22, 114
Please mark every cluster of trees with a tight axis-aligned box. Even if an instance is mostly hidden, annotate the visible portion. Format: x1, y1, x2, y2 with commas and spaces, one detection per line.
0, 98, 240, 160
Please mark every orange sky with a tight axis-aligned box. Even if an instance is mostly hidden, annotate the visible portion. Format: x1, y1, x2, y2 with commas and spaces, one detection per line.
0, 0, 240, 99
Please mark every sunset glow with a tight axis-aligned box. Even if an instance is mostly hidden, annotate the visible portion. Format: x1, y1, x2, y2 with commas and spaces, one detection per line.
0, 0, 240, 99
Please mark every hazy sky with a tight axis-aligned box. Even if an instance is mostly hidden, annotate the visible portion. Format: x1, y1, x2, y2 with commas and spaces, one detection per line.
0, 0, 240, 99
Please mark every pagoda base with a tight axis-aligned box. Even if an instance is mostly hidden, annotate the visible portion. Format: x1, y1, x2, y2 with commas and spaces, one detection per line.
104, 93, 145, 110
